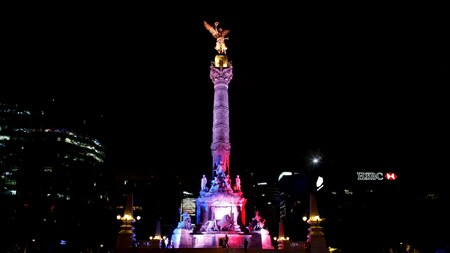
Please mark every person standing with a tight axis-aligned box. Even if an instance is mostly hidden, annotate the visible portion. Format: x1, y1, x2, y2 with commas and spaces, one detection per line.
224, 234, 229, 248
244, 238, 249, 252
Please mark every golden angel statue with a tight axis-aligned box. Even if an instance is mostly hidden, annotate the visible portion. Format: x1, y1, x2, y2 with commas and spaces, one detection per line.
204, 21, 230, 55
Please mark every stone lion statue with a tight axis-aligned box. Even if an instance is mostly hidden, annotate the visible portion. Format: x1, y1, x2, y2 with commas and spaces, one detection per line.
217, 214, 235, 231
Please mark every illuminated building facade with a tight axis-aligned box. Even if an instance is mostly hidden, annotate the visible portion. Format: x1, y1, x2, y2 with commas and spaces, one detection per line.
0, 103, 114, 251
277, 172, 314, 241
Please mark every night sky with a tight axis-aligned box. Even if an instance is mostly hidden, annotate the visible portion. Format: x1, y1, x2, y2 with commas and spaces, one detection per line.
3, 3, 449, 191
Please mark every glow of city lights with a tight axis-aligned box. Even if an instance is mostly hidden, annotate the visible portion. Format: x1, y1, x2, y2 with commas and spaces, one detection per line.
302, 216, 308, 221
274, 236, 289, 241
183, 191, 194, 195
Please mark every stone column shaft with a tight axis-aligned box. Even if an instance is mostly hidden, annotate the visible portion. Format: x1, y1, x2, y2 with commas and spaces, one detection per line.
209, 63, 233, 175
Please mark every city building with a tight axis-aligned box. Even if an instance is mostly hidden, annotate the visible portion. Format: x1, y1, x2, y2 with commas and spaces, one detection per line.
0, 102, 115, 252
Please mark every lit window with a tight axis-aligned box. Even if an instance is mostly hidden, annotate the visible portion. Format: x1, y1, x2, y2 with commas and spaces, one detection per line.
0, 135, 10, 141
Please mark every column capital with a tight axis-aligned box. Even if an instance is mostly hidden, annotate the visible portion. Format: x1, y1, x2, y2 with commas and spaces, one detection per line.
210, 65, 233, 87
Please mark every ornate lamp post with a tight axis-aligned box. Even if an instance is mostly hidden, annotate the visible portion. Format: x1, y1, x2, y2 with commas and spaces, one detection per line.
306, 194, 327, 253
116, 193, 138, 253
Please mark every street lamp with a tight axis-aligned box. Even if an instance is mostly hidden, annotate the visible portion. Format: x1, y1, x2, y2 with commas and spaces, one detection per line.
273, 236, 290, 250
304, 214, 323, 227
117, 213, 141, 226
311, 155, 321, 166
116, 193, 138, 251
314, 215, 321, 226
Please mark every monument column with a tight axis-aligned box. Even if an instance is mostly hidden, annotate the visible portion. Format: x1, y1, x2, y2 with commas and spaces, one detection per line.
209, 55, 233, 176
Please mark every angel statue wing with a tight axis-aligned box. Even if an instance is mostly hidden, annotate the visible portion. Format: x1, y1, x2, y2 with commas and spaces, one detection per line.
204, 21, 230, 54
221, 29, 230, 38
204, 21, 219, 38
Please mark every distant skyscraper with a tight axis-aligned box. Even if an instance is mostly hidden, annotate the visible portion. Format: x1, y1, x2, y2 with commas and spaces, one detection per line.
0, 102, 113, 250
0, 103, 108, 201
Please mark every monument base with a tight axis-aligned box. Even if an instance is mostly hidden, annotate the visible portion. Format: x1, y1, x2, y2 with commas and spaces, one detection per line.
171, 230, 274, 249
250, 229, 275, 249
171, 228, 193, 248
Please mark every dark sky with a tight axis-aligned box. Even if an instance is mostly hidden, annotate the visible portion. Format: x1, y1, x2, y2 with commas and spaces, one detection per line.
3, 3, 449, 189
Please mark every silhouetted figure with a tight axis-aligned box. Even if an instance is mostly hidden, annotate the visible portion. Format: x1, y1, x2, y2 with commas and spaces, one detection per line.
224, 234, 229, 248
244, 238, 249, 252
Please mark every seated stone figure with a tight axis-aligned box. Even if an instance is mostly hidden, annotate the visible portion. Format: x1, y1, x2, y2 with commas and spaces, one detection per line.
215, 162, 225, 177
209, 177, 219, 193
177, 210, 192, 229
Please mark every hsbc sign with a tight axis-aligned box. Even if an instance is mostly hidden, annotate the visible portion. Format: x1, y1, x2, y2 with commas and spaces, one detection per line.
357, 172, 397, 180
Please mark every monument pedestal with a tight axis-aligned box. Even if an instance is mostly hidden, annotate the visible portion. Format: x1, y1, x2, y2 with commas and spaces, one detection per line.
196, 191, 246, 232
171, 228, 193, 248
307, 225, 327, 253
250, 230, 275, 249
116, 223, 136, 253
